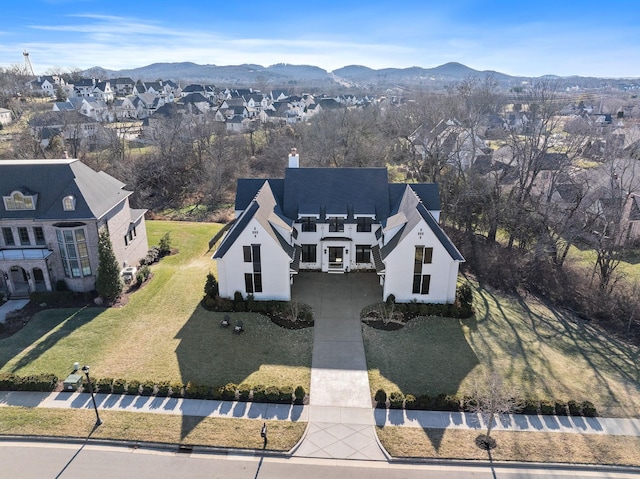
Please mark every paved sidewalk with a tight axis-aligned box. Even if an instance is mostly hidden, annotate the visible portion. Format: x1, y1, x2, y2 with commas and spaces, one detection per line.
0, 390, 307, 422
374, 408, 640, 436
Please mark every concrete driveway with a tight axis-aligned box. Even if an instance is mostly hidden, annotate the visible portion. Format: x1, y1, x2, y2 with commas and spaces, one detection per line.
291, 272, 387, 460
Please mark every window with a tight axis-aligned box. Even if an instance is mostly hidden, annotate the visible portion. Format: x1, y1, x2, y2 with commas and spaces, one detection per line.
56, 228, 92, 278
18, 227, 30, 246
300, 217, 317, 232
2, 227, 14, 246
62, 195, 76, 211
33, 227, 45, 245
301, 244, 317, 263
243, 244, 262, 293
412, 274, 431, 294
356, 217, 372, 232
245, 273, 263, 293
328, 217, 344, 232
415, 246, 433, 267
3, 191, 36, 211
412, 246, 432, 294
355, 245, 371, 263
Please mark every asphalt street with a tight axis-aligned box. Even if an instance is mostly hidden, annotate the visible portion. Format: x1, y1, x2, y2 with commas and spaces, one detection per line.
1, 440, 639, 479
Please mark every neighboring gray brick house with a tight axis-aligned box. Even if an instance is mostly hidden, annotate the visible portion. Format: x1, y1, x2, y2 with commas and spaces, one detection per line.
0, 159, 148, 298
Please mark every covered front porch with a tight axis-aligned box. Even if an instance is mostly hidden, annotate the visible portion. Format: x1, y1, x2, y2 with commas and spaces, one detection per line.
0, 249, 54, 299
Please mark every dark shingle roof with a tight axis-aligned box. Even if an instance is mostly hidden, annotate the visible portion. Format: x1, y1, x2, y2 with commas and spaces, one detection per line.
0, 159, 130, 221
282, 168, 390, 220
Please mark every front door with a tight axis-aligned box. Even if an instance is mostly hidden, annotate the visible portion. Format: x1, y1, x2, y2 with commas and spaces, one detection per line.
328, 246, 344, 271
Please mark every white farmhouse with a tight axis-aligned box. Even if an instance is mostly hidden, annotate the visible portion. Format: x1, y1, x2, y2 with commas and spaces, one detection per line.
213, 150, 464, 303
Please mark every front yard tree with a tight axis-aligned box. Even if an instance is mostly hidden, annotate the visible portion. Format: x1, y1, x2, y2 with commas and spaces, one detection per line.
467, 370, 521, 449
96, 229, 123, 300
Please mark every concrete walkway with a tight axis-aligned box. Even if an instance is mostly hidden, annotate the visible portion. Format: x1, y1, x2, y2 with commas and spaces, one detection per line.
290, 272, 387, 460
0, 299, 30, 324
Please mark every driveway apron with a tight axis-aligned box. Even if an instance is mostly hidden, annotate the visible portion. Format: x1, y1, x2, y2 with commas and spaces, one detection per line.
291, 272, 387, 460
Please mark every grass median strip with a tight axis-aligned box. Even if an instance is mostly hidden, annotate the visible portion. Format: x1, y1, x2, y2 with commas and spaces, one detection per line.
377, 426, 640, 466
0, 407, 306, 451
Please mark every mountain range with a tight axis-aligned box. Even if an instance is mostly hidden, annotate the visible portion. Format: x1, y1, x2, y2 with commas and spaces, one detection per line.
83, 62, 639, 91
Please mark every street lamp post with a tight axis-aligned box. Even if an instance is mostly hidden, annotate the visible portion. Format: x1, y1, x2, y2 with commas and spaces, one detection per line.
81, 365, 102, 426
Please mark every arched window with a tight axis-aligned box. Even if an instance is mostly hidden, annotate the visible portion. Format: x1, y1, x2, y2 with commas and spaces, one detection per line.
62, 195, 76, 211
3, 191, 36, 210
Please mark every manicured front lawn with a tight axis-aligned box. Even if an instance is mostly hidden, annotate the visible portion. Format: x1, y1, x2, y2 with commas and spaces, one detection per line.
377, 427, 640, 466
0, 407, 305, 451
0, 221, 312, 391
364, 277, 640, 417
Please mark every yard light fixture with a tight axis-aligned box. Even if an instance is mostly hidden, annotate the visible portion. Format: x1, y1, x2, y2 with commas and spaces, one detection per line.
260, 422, 267, 444
81, 365, 102, 426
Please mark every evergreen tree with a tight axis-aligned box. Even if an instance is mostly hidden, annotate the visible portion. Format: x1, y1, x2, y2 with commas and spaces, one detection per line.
96, 229, 123, 300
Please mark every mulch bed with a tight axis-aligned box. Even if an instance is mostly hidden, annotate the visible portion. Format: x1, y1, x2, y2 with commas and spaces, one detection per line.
267, 313, 314, 330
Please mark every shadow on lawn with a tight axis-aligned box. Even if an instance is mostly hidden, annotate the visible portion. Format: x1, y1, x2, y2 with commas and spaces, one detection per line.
174, 303, 311, 439
0, 306, 103, 372
471, 282, 640, 415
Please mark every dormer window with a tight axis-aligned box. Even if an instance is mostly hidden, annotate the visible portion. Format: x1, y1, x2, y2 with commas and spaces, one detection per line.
3, 191, 37, 211
62, 195, 76, 211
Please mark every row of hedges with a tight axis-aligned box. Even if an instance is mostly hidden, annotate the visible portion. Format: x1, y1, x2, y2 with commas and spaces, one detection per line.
0, 373, 58, 392
374, 390, 598, 417
88, 378, 307, 404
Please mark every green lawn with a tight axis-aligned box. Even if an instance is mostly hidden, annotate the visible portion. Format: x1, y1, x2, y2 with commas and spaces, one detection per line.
364, 277, 640, 417
0, 220, 312, 390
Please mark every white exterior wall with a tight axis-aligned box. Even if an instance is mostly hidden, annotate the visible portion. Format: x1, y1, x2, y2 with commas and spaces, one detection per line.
216, 218, 292, 300
294, 222, 378, 272
382, 221, 459, 303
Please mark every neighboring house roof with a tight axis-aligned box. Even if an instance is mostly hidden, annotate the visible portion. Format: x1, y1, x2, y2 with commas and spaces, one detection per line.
0, 159, 131, 221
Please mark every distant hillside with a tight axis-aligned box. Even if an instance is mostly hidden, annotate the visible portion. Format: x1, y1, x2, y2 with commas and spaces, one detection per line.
82, 62, 639, 91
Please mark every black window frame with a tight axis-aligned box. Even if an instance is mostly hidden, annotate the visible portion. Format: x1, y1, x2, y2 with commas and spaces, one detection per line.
18, 227, 30, 246
300, 217, 317, 232
2, 227, 15, 246
301, 244, 317, 263
356, 217, 373, 232
355, 244, 371, 263
328, 217, 344, 233
33, 226, 45, 245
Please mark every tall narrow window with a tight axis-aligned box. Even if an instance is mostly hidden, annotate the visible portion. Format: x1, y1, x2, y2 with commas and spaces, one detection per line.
413, 246, 432, 294
2, 227, 14, 246
18, 227, 30, 246
243, 244, 262, 293
33, 226, 45, 245
56, 228, 92, 278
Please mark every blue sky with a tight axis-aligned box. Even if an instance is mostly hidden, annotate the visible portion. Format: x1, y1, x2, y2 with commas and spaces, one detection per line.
1, 0, 639, 78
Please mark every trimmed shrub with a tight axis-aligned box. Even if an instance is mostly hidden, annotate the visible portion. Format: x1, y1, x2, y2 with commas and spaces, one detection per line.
185, 381, 209, 399
540, 399, 555, 415
158, 232, 172, 256
96, 377, 113, 394
252, 385, 266, 402
279, 385, 294, 404
522, 398, 538, 415
0, 373, 58, 392
222, 383, 237, 401
29, 291, 75, 305
389, 391, 405, 409
156, 381, 171, 397
432, 393, 461, 411
112, 378, 126, 394
456, 283, 474, 318
126, 380, 141, 395
136, 265, 151, 285
238, 383, 251, 401
568, 400, 581, 416
140, 380, 155, 396
204, 272, 219, 299
374, 389, 387, 407
404, 394, 417, 410
265, 386, 280, 402
554, 400, 568, 416
169, 382, 184, 398
294, 385, 306, 404
209, 385, 224, 400
415, 394, 431, 410
581, 401, 597, 417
